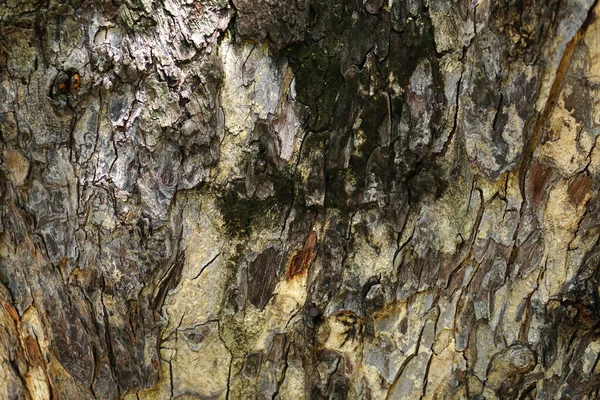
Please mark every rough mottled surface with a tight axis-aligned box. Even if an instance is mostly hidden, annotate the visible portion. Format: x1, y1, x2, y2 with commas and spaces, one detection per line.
1, 0, 600, 398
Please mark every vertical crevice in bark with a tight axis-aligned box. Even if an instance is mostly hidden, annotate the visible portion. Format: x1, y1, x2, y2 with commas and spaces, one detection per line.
2, 0, 600, 398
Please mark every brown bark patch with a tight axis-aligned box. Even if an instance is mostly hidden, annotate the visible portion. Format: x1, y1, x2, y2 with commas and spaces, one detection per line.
568, 174, 591, 205
3, 149, 29, 186
248, 247, 280, 310
528, 162, 555, 207
4, 302, 19, 323
25, 335, 44, 368
286, 231, 317, 279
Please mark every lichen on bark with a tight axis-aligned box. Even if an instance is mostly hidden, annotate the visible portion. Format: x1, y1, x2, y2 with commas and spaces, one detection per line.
1, 0, 600, 399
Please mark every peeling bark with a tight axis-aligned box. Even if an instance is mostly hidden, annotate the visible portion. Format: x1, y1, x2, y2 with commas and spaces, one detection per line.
2, 0, 600, 398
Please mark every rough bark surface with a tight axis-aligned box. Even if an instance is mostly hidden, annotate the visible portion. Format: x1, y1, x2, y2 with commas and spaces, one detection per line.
1, 0, 600, 398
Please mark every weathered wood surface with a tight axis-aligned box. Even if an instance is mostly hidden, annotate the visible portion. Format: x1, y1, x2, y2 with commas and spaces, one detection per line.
1, 0, 600, 398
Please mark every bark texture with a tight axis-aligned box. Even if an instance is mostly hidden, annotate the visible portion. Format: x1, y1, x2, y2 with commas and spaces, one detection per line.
1, 0, 600, 398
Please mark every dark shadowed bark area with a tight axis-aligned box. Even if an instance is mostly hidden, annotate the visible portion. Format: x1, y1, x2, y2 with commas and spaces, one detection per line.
1, 0, 600, 398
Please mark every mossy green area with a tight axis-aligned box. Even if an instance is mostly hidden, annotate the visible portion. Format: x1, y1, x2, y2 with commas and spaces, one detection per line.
217, 178, 294, 238
278, 5, 444, 216
280, 0, 357, 132
282, 40, 344, 132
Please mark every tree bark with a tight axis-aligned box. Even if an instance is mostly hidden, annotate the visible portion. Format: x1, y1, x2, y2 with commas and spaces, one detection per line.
1, 0, 600, 398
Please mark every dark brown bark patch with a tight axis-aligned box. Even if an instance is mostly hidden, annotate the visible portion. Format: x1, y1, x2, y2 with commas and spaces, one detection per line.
25, 335, 44, 368
286, 231, 317, 279
528, 162, 555, 207
248, 247, 280, 310
568, 173, 591, 205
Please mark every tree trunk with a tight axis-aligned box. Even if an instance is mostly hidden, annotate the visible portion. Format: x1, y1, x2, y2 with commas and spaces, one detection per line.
1, 0, 600, 398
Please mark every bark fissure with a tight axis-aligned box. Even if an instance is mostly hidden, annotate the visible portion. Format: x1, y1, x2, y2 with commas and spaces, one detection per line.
2, 0, 600, 398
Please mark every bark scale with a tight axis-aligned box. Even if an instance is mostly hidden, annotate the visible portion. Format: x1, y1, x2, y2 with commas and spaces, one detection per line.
1, 0, 600, 398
